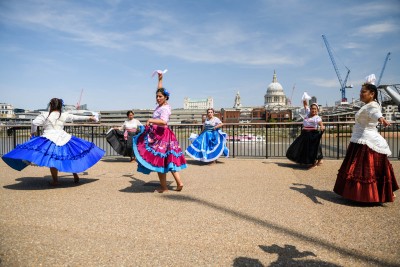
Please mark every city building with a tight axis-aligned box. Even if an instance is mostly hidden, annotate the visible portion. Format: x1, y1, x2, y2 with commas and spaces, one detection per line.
183, 97, 213, 110
100, 108, 207, 125
310, 96, 317, 105
264, 71, 287, 110
0, 103, 14, 118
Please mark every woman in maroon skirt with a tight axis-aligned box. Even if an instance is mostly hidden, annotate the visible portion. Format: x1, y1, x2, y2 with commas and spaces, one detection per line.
334, 75, 398, 203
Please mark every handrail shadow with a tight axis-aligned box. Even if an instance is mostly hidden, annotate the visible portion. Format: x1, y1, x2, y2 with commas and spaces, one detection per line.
163, 194, 396, 266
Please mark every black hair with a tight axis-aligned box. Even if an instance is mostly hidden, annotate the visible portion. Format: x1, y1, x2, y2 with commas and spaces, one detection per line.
363, 83, 379, 104
310, 103, 319, 111
126, 110, 134, 117
47, 98, 63, 119
156, 87, 169, 100
207, 108, 215, 113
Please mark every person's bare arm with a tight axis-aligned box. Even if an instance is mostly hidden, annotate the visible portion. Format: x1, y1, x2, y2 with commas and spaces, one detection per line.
158, 73, 163, 89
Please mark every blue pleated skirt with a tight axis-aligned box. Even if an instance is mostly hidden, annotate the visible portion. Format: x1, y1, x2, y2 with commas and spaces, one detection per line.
186, 129, 229, 162
2, 136, 105, 173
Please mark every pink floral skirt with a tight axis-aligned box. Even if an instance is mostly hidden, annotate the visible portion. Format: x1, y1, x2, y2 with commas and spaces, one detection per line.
133, 125, 187, 174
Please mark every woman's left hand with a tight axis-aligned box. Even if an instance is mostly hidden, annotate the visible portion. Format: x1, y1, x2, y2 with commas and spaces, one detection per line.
379, 117, 391, 127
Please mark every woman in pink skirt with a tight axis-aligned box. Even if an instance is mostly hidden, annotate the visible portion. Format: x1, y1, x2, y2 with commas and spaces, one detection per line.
334, 75, 398, 203
133, 72, 186, 193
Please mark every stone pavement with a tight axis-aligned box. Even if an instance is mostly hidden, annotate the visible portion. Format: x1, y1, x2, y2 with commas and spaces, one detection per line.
0, 158, 399, 267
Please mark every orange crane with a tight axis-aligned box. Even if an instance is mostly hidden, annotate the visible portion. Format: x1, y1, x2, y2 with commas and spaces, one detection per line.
76, 89, 83, 110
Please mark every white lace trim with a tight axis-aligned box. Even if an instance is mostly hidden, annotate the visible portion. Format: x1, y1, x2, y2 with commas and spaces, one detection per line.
42, 130, 72, 146
350, 137, 391, 156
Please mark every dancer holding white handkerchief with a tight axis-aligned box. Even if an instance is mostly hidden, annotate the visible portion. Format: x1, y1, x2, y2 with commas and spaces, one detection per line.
286, 93, 324, 168
334, 74, 398, 203
133, 71, 186, 193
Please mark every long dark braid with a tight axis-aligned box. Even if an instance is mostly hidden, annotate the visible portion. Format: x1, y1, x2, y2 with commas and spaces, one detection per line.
46, 98, 63, 120
363, 83, 379, 105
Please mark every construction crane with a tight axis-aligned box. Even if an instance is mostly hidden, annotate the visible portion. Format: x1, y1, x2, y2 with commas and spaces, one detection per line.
377, 52, 392, 103
287, 84, 296, 106
76, 89, 83, 110
322, 35, 353, 103
377, 52, 391, 86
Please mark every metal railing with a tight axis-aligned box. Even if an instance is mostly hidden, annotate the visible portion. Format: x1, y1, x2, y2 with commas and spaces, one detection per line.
1, 122, 399, 159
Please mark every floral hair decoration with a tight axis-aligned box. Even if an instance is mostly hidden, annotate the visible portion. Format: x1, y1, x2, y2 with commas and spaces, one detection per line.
163, 88, 170, 97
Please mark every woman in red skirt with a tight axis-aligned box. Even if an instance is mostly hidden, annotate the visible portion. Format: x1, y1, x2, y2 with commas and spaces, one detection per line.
334, 74, 398, 203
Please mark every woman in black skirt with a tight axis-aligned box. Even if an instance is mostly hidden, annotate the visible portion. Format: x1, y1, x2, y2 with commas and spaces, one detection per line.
286, 100, 325, 168
106, 110, 142, 162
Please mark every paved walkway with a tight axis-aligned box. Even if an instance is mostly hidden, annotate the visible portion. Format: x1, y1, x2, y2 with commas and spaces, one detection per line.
1, 158, 399, 267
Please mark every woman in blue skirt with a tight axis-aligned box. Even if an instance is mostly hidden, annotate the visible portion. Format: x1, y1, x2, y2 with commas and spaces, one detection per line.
2, 98, 105, 185
186, 108, 229, 163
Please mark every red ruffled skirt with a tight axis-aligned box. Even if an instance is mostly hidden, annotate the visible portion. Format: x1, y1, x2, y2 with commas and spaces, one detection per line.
334, 142, 399, 203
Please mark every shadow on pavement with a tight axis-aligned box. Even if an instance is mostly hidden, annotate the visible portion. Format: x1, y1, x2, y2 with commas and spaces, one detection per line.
3, 174, 98, 190
163, 194, 395, 266
233, 244, 340, 267
185, 159, 225, 166
272, 162, 313, 170
101, 157, 131, 163
119, 175, 173, 193
290, 183, 385, 207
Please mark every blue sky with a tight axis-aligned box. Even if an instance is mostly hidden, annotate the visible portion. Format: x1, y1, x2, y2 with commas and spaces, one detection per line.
1, 0, 399, 111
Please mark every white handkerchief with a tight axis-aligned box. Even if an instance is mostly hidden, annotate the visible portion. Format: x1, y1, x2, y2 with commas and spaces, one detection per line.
93, 112, 100, 122
151, 69, 168, 77
302, 92, 312, 101
188, 133, 198, 142
365, 74, 376, 85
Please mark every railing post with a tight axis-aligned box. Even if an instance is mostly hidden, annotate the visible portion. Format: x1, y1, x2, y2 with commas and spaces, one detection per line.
232, 125, 235, 158
265, 124, 268, 159
91, 126, 94, 142
336, 123, 340, 159
12, 127, 17, 149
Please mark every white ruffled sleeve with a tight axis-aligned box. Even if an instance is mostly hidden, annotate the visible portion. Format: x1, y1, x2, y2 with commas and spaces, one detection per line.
65, 113, 91, 122
31, 114, 46, 133
367, 102, 383, 121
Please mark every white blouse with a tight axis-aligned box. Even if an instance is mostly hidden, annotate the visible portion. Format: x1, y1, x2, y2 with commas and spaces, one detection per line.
31, 111, 90, 146
204, 117, 222, 131
303, 107, 322, 129
350, 101, 391, 155
119, 119, 142, 131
